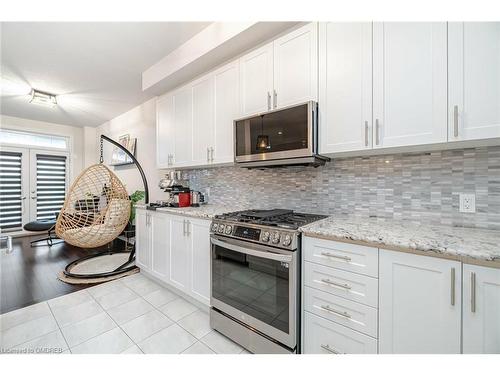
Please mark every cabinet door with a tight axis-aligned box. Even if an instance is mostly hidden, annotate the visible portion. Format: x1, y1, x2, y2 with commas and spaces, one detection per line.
319, 22, 372, 153
135, 210, 151, 271
169, 216, 190, 291
373, 23, 447, 148
273, 22, 318, 108
192, 75, 215, 165
172, 86, 193, 167
150, 212, 171, 282
379, 250, 461, 353
239, 42, 274, 116
449, 22, 500, 141
189, 218, 211, 305
156, 94, 175, 168
463, 264, 500, 353
213, 61, 239, 164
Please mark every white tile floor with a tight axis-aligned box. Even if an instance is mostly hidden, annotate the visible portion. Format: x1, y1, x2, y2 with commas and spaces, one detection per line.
0, 273, 249, 354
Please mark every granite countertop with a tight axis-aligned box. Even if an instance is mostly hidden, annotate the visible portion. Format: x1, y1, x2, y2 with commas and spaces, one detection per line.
135, 203, 250, 219
300, 215, 500, 266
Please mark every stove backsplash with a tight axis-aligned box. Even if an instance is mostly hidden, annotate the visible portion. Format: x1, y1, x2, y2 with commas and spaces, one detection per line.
187, 146, 500, 230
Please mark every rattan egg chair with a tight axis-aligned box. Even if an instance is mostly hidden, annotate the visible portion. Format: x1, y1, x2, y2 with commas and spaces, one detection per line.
55, 164, 131, 248
57, 135, 149, 281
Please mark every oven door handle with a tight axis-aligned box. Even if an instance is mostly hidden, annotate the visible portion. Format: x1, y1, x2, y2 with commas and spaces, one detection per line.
211, 236, 293, 263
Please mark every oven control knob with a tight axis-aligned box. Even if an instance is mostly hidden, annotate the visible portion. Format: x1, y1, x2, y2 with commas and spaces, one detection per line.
262, 231, 270, 242
271, 231, 281, 244
211, 223, 218, 232
225, 225, 233, 234
282, 234, 292, 246
218, 224, 225, 233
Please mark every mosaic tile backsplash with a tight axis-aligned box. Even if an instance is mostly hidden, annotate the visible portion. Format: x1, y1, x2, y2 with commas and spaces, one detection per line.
187, 146, 500, 230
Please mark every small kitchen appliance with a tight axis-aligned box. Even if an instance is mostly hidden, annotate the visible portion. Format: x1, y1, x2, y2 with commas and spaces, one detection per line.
209, 209, 327, 354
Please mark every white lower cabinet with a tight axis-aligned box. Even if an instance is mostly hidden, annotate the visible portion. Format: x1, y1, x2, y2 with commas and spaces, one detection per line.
135, 209, 211, 306
169, 216, 191, 292
135, 209, 151, 271
463, 264, 500, 354
303, 237, 379, 354
189, 218, 211, 305
379, 250, 461, 354
304, 312, 378, 354
150, 212, 171, 281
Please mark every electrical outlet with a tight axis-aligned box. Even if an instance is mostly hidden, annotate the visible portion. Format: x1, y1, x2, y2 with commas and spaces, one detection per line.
459, 193, 476, 213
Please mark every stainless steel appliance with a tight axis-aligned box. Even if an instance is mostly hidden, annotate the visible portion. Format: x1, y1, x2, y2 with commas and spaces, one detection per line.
209, 209, 327, 354
234, 101, 329, 168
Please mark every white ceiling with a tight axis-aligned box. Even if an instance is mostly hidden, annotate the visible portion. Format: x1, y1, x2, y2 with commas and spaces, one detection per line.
0, 22, 211, 127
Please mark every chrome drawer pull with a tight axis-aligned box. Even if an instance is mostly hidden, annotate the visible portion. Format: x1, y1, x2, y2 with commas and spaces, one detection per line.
451, 267, 456, 306
320, 344, 341, 354
321, 251, 352, 262
320, 304, 352, 319
471, 272, 476, 313
320, 278, 352, 290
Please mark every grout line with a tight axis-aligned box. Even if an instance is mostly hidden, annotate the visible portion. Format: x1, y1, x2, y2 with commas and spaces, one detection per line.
46, 302, 71, 353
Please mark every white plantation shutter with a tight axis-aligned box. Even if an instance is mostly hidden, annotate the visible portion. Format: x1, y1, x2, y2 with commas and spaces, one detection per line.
0, 151, 23, 231
36, 154, 67, 220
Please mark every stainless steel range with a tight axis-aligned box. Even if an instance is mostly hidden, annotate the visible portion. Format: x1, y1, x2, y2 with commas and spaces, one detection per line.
209, 209, 327, 354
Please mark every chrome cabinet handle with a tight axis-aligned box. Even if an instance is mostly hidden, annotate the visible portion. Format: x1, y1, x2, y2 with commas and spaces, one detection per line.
451, 267, 456, 306
207, 147, 210, 162
273, 89, 277, 108
364, 121, 369, 147
321, 251, 351, 262
320, 278, 352, 290
471, 272, 476, 313
210, 147, 214, 162
183, 220, 186, 236
267, 91, 271, 110
453, 105, 459, 137
320, 304, 352, 319
186, 220, 190, 236
320, 344, 341, 354
375, 118, 380, 145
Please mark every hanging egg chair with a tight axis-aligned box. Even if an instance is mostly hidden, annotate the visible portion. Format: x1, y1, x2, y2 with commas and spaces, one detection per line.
57, 135, 149, 282
55, 164, 131, 248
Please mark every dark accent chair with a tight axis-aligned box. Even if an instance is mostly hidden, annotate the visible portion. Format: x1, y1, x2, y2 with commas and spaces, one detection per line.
23, 213, 62, 247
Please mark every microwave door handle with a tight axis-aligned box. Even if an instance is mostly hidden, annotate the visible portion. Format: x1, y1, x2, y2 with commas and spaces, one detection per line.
211, 237, 292, 263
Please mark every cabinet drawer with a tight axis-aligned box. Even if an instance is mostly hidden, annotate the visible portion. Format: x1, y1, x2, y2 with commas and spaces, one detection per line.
304, 261, 379, 308
304, 286, 378, 338
303, 312, 378, 354
304, 237, 378, 277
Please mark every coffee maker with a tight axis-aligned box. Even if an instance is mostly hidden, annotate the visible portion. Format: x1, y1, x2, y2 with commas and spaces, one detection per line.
149, 171, 191, 208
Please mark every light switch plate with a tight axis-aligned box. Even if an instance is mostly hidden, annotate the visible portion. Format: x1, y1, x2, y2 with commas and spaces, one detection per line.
459, 193, 476, 213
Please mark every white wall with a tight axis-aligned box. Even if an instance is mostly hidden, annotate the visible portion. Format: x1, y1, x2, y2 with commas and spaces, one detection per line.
0, 115, 85, 183
96, 97, 165, 202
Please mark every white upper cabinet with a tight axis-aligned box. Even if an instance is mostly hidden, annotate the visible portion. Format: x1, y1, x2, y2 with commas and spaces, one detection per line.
156, 93, 175, 168
192, 75, 215, 165
463, 264, 500, 354
373, 22, 448, 148
319, 22, 373, 153
239, 42, 274, 116
213, 61, 240, 164
239, 23, 318, 117
171, 86, 193, 167
273, 22, 318, 108
379, 250, 461, 354
448, 22, 500, 141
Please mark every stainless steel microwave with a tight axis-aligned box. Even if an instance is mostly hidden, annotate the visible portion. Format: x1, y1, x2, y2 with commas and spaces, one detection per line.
234, 101, 329, 168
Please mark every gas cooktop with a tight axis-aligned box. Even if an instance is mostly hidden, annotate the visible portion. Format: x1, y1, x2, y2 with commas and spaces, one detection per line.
211, 209, 327, 250
214, 209, 327, 230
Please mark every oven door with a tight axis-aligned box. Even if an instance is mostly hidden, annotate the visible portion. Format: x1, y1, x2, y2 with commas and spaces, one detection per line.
210, 235, 297, 349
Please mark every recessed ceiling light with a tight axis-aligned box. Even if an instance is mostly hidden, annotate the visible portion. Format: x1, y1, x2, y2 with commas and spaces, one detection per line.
29, 89, 57, 108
